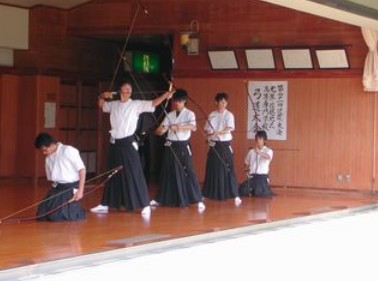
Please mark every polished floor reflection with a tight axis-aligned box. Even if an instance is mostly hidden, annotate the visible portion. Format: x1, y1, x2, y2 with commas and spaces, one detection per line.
0, 179, 377, 270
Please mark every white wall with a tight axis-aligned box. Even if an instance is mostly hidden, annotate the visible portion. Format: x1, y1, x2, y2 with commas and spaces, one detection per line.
0, 5, 28, 50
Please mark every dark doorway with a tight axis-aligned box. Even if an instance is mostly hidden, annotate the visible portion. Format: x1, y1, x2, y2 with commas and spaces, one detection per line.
113, 34, 173, 184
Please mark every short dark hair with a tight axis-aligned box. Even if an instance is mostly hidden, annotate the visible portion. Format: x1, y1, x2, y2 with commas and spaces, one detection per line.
172, 89, 188, 102
255, 130, 268, 141
215, 92, 228, 102
34, 133, 56, 149
118, 79, 133, 89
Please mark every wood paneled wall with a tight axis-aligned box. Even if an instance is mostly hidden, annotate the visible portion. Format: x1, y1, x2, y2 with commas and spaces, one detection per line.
13, 6, 114, 79
68, 1, 133, 36
33, 76, 61, 177
0, 74, 60, 178
65, 0, 367, 75
0, 75, 21, 177
176, 77, 376, 191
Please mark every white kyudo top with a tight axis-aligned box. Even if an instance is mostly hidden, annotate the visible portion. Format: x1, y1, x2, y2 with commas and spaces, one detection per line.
103, 99, 155, 139
45, 143, 85, 183
162, 107, 196, 141
204, 109, 235, 142
245, 145, 273, 175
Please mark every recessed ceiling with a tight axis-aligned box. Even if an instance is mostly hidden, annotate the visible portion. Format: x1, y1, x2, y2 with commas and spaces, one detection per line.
338, 0, 378, 11
258, 0, 378, 30
0, 0, 91, 9
312, 0, 378, 20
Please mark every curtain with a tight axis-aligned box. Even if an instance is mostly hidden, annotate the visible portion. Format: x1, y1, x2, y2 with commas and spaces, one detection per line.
361, 27, 378, 92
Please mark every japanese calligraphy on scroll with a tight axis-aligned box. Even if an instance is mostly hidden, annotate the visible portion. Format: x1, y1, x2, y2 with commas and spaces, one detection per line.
247, 81, 287, 140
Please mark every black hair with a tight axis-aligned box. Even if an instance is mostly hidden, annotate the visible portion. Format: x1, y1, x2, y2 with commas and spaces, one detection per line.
172, 89, 188, 102
118, 79, 133, 89
215, 92, 228, 102
34, 133, 56, 149
255, 130, 268, 141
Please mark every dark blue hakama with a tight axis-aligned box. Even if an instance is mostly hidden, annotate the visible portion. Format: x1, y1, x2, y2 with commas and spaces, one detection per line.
155, 140, 203, 207
36, 182, 86, 221
202, 141, 239, 200
239, 174, 275, 197
101, 136, 150, 211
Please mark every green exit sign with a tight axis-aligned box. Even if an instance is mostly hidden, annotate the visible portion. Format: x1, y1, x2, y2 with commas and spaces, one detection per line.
132, 51, 160, 73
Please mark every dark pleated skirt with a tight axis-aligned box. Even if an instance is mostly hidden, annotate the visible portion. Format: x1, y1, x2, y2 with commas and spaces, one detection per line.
156, 141, 203, 207
101, 136, 149, 211
202, 142, 239, 200
36, 182, 86, 222
239, 174, 275, 197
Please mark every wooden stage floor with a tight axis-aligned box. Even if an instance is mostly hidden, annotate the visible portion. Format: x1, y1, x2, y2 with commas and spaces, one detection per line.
1, 179, 377, 273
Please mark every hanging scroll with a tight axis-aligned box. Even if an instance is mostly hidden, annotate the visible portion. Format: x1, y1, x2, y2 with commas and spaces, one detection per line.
247, 81, 288, 140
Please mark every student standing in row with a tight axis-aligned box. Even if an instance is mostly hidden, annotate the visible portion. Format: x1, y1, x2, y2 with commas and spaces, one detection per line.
202, 92, 241, 205
150, 89, 205, 211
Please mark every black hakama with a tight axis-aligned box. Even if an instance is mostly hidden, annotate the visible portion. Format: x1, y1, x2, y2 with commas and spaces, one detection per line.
239, 174, 275, 197
101, 136, 149, 211
202, 141, 239, 200
155, 140, 203, 207
37, 182, 86, 221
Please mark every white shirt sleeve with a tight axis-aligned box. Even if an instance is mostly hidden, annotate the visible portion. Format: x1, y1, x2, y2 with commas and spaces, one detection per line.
204, 112, 215, 134
66, 146, 85, 171
45, 159, 52, 181
188, 111, 197, 131
225, 111, 235, 131
245, 149, 253, 165
103, 101, 112, 113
